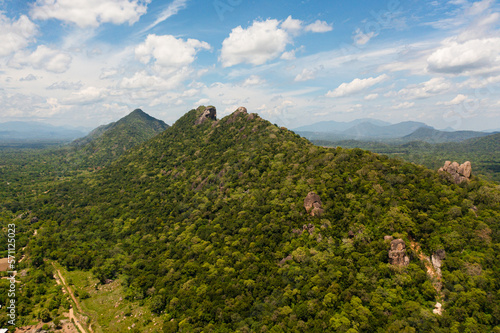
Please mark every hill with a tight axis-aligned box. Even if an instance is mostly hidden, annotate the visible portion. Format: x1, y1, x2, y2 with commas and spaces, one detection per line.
403, 127, 493, 143
69, 109, 169, 167
315, 132, 500, 182
17, 106, 500, 332
0, 121, 86, 142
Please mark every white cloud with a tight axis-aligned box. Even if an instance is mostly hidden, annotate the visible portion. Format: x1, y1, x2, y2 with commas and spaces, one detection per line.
63, 86, 108, 105
294, 68, 317, 82
120, 67, 192, 91
242, 75, 265, 86
0, 14, 37, 57
220, 19, 290, 67
9, 45, 72, 73
364, 93, 379, 100
30, 0, 149, 28
326, 74, 389, 98
392, 102, 415, 109
436, 94, 468, 105
47, 81, 84, 90
141, 0, 188, 32
280, 50, 296, 60
427, 38, 500, 74
305, 20, 333, 33
281, 16, 303, 35
135, 34, 210, 71
353, 28, 378, 45
398, 77, 452, 99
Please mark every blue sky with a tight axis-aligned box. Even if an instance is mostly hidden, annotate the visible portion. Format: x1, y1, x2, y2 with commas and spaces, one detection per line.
0, 0, 499, 131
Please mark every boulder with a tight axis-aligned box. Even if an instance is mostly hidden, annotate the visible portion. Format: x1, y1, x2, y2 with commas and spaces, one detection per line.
195, 106, 217, 125
439, 160, 472, 184
303, 192, 324, 217
431, 249, 446, 277
388, 239, 410, 266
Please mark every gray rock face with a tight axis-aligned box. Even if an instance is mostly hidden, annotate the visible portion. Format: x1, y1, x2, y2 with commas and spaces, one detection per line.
431, 249, 446, 276
304, 192, 324, 216
439, 160, 471, 184
195, 106, 217, 125
388, 239, 410, 266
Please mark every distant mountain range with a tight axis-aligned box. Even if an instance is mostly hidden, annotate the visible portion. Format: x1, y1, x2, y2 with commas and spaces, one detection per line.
0, 121, 87, 141
294, 119, 496, 143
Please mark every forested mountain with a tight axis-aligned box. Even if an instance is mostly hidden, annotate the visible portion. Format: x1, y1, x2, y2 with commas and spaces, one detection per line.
68, 109, 169, 167
316, 132, 500, 182
403, 127, 493, 143
14, 106, 500, 332
295, 119, 491, 143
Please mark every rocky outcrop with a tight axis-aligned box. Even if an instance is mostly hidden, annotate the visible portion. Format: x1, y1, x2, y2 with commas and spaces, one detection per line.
195, 106, 217, 125
439, 161, 471, 184
304, 192, 324, 217
227, 106, 248, 124
388, 239, 410, 266
431, 249, 446, 277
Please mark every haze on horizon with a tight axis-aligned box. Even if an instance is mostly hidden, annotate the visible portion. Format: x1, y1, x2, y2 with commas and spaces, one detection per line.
1, 0, 499, 131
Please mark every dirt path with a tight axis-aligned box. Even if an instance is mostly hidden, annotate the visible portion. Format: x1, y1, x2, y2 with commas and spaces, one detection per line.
52, 262, 94, 333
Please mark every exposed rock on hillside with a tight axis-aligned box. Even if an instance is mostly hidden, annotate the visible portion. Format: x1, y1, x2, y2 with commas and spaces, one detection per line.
439, 160, 471, 184
388, 239, 410, 266
431, 249, 446, 277
304, 192, 324, 216
195, 106, 217, 125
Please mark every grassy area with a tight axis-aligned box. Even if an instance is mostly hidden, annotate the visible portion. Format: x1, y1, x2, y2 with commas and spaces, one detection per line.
55, 264, 163, 333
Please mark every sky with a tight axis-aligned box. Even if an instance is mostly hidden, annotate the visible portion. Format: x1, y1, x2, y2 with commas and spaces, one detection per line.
0, 0, 499, 131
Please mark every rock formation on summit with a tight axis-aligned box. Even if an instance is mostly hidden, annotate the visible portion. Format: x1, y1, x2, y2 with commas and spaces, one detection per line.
195, 106, 217, 125
439, 161, 471, 184
304, 192, 324, 217
388, 239, 410, 266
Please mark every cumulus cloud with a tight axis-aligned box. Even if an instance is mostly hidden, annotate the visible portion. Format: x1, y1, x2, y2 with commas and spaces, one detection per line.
427, 38, 500, 74
9, 45, 72, 73
242, 75, 265, 86
305, 20, 333, 33
0, 14, 37, 57
30, 0, 149, 28
220, 19, 290, 67
436, 94, 468, 105
63, 86, 108, 105
281, 16, 303, 35
135, 34, 210, 71
120, 69, 192, 91
398, 77, 452, 99
326, 74, 389, 98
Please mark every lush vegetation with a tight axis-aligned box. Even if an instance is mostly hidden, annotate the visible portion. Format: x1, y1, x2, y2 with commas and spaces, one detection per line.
1, 106, 500, 332
316, 134, 500, 183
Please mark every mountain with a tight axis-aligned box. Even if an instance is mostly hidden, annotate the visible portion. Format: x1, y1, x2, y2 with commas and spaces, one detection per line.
403, 127, 493, 143
344, 121, 432, 139
0, 121, 86, 141
296, 120, 431, 141
22, 106, 500, 332
293, 118, 391, 132
69, 109, 169, 166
